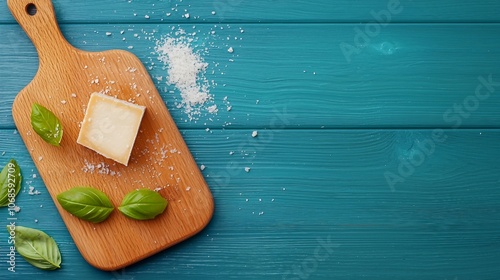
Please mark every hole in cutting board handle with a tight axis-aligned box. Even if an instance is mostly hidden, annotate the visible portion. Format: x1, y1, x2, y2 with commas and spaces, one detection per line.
26, 3, 37, 16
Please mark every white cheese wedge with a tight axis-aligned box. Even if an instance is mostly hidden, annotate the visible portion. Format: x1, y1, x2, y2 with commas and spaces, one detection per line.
77, 93, 146, 166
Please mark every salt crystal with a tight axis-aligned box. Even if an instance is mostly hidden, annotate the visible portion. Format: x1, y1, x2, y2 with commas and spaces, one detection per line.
128, 46, 134, 49
28, 186, 41, 195
184, 13, 190, 19
34, 219, 38, 223
211, 11, 216, 15
227, 47, 234, 53
244, 167, 251, 172
71, 93, 77, 98
145, 15, 150, 19
166, 13, 171, 16
200, 164, 206, 171
207, 105, 218, 113
229, 151, 234, 155
60, 100, 67, 104
186, 186, 191, 191
105, 32, 112, 36
252, 131, 258, 137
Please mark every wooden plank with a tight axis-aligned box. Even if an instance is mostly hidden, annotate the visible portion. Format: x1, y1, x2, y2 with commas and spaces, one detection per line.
2, 23, 500, 129
1, 0, 500, 23
1, 128, 499, 278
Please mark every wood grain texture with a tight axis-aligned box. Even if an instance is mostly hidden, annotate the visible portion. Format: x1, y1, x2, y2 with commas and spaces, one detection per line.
0, 129, 499, 279
1, 0, 500, 23
7, 0, 213, 270
2, 23, 500, 129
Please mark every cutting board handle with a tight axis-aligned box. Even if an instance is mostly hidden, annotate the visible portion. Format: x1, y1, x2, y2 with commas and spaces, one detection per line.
7, 0, 73, 62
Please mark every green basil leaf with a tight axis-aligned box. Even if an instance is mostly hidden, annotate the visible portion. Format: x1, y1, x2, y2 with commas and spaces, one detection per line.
0, 159, 22, 207
6, 225, 61, 270
118, 189, 168, 220
31, 103, 63, 146
57, 187, 114, 223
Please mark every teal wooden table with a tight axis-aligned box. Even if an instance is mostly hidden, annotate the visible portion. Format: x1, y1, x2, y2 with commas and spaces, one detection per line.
1, 1, 500, 279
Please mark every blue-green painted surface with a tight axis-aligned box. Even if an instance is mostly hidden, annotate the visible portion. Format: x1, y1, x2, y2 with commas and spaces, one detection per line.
0, 1, 499, 279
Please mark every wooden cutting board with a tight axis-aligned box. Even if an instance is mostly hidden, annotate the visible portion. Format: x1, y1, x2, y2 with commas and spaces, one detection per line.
8, 0, 214, 271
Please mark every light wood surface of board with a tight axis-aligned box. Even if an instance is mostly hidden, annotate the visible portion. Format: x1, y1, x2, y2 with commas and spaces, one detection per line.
7, 0, 214, 271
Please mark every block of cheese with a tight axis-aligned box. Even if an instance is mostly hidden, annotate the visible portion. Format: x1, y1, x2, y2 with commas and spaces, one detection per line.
77, 93, 146, 166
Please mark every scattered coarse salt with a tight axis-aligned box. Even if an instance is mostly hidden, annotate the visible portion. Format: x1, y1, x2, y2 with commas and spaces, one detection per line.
227, 47, 234, 53
28, 186, 41, 195
244, 167, 251, 172
252, 131, 258, 137
184, 13, 190, 19
155, 30, 215, 120
200, 164, 206, 171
